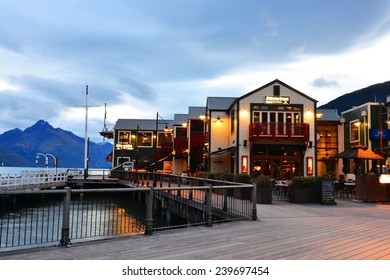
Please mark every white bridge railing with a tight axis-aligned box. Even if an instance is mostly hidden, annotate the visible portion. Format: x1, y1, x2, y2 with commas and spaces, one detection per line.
0, 171, 68, 191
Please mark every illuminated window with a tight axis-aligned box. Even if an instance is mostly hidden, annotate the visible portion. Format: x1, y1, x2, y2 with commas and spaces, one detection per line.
137, 132, 153, 147
118, 131, 130, 144
350, 120, 360, 142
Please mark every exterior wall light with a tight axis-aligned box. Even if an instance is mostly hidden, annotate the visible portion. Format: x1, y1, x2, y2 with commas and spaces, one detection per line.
215, 116, 223, 123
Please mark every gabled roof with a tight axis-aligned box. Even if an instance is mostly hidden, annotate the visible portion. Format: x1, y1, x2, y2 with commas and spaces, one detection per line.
206, 97, 237, 111
174, 114, 188, 126
317, 109, 341, 122
115, 119, 174, 130
188, 106, 206, 119
239, 79, 318, 103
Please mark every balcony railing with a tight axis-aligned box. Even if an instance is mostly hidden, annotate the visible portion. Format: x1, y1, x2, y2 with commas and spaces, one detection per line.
249, 122, 309, 142
174, 137, 188, 150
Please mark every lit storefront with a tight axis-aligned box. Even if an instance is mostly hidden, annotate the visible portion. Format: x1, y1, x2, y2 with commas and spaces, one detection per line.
206, 79, 317, 179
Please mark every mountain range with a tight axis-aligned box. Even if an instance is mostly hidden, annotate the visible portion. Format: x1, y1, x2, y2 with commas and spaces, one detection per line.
0, 120, 112, 168
319, 81, 390, 113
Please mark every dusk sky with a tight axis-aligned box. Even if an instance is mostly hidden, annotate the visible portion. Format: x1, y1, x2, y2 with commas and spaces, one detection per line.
1, 0, 390, 142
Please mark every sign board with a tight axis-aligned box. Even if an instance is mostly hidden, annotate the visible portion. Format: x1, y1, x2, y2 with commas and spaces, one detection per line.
369, 129, 390, 141
265, 96, 290, 104
322, 180, 336, 205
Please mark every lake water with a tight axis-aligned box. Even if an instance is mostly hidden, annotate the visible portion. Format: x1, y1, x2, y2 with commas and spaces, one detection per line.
0, 167, 189, 250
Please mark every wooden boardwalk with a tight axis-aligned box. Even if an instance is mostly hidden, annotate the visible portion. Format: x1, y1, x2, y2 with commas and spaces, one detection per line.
1, 199, 390, 260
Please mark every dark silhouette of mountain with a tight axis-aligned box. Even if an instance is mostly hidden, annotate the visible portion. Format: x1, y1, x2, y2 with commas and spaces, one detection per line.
319, 81, 390, 113
0, 145, 33, 167
0, 120, 112, 168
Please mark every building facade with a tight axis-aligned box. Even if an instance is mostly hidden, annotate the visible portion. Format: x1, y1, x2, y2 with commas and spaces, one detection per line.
206, 79, 317, 179
341, 102, 390, 174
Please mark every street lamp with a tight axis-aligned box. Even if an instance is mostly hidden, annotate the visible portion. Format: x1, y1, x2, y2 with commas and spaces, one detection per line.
36, 153, 48, 172
155, 112, 172, 171
46, 153, 57, 173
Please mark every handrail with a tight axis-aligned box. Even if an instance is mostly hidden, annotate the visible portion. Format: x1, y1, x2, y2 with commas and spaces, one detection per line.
0, 171, 68, 191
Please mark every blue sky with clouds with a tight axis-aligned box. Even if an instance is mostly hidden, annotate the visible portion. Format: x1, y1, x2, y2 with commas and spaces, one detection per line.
1, 0, 390, 141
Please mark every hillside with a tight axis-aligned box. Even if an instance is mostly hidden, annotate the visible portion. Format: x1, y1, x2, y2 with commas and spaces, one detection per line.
319, 81, 390, 113
0, 120, 112, 168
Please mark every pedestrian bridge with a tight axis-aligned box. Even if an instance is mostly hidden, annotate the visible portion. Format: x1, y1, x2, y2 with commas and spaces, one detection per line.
0, 171, 68, 191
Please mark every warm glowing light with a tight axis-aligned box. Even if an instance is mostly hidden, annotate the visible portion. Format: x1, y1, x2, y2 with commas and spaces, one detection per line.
240, 107, 249, 117
215, 116, 223, 123
199, 114, 206, 120
316, 113, 323, 119
305, 109, 314, 118
182, 122, 188, 127
379, 174, 390, 184
354, 121, 362, 127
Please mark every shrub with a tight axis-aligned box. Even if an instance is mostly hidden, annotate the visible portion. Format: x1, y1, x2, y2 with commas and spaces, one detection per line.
194, 171, 208, 178
290, 176, 324, 189
215, 172, 235, 182
234, 173, 252, 184
254, 175, 272, 189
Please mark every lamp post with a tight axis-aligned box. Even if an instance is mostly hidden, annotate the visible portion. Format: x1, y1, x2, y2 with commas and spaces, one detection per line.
36, 153, 48, 172
45, 153, 57, 173
155, 112, 172, 171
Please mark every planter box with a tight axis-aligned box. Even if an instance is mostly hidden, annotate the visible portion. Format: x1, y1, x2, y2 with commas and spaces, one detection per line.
289, 187, 321, 203
257, 187, 272, 204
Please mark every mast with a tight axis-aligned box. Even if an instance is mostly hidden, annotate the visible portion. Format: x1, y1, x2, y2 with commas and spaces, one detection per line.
84, 85, 89, 178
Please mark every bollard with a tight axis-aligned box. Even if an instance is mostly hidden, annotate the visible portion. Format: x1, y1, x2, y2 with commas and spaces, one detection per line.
60, 187, 72, 246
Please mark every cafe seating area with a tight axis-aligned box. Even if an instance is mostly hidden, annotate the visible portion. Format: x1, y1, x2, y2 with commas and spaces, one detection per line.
334, 173, 356, 199
272, 178, 290, 201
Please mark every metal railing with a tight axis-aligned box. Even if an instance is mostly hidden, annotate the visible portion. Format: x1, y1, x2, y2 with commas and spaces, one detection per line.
0, 172, 257, 250
0, 171, 68, 191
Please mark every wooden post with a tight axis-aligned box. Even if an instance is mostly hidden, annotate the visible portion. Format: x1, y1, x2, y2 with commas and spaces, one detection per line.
252, 183, 258, 221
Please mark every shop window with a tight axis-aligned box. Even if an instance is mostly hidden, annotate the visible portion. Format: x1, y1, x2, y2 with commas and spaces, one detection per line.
230, 108, 235, 133
350, 120, 360, 142
158, 132, 172, 147
118, 131, 130, 144
137, 132, 153, 147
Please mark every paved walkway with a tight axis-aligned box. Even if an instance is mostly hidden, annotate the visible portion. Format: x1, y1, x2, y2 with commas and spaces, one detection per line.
1, 199, 390, 260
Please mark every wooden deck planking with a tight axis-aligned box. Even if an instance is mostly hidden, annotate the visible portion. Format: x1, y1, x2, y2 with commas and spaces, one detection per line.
1, 199, 390, 260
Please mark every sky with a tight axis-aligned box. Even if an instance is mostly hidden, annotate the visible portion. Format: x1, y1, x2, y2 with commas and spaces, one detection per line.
1, 0, 390, 142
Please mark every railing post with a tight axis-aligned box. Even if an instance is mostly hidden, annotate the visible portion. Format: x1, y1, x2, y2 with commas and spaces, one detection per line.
252, 183, 258, 221
144, 187, 154, 235
60, 187, 72, 246
177, 176, 181, 197
189, 177, 193, 201
206, 185, 213, 227
153, 173, 157, 188
223, 182, 228, 211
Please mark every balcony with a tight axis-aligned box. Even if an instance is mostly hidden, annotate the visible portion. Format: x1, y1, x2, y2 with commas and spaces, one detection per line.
249, 122, 309, 143
190, 132, 206, 148
174, 137, 188, 151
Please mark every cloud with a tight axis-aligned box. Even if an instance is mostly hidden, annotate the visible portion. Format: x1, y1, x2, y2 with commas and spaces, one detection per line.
311, 78, 340, 88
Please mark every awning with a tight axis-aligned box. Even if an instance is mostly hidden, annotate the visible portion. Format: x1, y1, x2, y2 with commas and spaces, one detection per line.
210, 146, 236, 156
